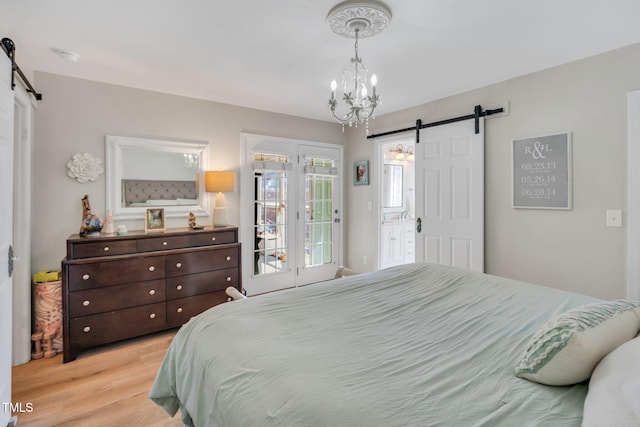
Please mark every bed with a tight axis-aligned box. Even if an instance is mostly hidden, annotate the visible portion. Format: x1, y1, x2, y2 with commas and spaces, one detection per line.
121, 179, 198, 206
149, 262, 639, 426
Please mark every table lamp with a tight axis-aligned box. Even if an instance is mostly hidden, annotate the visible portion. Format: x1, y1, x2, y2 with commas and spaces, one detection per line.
204, 170, 235, 227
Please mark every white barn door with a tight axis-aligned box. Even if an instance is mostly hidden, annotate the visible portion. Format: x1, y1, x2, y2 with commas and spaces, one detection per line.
0, 51, 15, 427
415, 118, 484, 272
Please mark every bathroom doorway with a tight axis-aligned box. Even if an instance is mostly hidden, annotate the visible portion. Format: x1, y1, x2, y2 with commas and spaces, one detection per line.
376, 138, 415, 269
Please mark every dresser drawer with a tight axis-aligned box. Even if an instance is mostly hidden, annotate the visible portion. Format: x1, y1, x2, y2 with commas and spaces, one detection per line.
166, 268, 239, 300
165, 245, 239, 277
69, 279, 165, 317
69, 240, 137, 259
166, 292, 228, 327
137, 235, 191, 253
69, 302, 166, 347
190, 230, 236, 247
67, 256, 165, 291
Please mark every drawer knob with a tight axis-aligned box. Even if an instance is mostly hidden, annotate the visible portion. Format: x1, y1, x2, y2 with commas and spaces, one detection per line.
82, 274, 90, 280
83, 326, 91, 333
226, 256, 231, 261
82, 300, 90, 307
162, 241, 168, 246
176, 285, 183, 291
149, 313, 156, 319
149, 289, 156, 295
103, 246, 110, 252
177, 307, 183, 313
148, 266, 155, 272
176, 262, 182, 268
226, 276, 232, 282
211, 237, 216, 241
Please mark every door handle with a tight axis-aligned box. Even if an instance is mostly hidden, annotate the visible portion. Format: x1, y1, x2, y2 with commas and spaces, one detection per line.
416, 218, 422, 233
8, 245, 15, 278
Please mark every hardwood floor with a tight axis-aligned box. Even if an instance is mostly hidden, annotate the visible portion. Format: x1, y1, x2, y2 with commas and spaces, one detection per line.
11, 330, 184, 427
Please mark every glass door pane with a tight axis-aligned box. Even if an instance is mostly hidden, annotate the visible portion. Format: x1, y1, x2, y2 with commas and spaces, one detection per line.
253, 154, 289, 276
305, 170, 333, 267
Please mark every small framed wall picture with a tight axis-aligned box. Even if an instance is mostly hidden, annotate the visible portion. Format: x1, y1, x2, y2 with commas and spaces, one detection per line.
145, 208, 166, 232
354, 160, 369, 186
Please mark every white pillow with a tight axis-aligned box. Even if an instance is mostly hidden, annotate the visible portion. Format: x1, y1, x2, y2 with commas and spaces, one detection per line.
582, 335, 640, 426
515, 300, 640, 386
146, 199, 179, 206
177, 198, 198, 205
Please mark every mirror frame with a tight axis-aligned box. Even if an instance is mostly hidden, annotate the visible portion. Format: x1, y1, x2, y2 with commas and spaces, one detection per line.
106, 135, 210, 221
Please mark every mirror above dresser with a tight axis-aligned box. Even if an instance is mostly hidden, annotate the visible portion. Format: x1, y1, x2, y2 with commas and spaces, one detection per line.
106, 135, 210, 221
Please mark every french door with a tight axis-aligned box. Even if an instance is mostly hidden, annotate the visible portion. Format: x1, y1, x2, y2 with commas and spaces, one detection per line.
241, 134, 343, 296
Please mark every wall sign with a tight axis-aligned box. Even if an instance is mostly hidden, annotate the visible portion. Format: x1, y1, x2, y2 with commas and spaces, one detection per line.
512, 132, 572, 209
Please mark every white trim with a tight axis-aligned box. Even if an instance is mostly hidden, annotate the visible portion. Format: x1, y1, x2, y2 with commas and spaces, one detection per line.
626, 90, 640, 300
12, 84, 33, 365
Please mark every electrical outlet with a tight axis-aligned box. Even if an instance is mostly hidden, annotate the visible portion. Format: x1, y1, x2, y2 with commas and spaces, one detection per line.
363, 255, 368, 265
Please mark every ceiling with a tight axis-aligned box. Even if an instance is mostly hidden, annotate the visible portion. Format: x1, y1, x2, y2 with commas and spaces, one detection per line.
2, 0, 640, 122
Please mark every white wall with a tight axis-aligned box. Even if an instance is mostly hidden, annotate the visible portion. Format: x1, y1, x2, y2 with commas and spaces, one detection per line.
346, 42, 640, 300
32, 72, 347, 271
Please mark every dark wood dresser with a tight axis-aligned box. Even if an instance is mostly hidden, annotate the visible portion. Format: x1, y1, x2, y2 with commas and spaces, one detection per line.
61, 226, 241, 362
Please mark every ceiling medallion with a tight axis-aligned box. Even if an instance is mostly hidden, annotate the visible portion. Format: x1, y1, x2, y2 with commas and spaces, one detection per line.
326, 1, 392, 133
327, 1, 392, 38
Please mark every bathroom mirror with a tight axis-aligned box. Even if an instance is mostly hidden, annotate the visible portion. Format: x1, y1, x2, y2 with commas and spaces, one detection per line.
383, 164, 403, 208
106, 135, 210, 221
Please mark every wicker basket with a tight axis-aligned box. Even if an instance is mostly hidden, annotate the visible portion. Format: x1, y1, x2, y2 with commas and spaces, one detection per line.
32, 280, 63, 355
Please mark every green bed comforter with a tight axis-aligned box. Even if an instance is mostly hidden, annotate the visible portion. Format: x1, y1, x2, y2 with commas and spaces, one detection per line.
150, 262, 598, 426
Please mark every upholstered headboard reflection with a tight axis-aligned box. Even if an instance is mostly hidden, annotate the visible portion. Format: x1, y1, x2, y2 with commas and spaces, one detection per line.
122, 179, 198, 206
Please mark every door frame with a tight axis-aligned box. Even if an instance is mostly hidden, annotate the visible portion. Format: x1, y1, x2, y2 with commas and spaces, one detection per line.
374, 134, 415, 270
626, 90, 640, 300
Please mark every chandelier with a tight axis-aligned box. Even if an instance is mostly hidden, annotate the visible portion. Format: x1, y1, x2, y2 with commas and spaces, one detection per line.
183, 153, 199, 168
327, 1, 392, 132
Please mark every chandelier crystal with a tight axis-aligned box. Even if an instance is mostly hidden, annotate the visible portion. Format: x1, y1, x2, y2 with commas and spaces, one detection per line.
326, 1, 392, 132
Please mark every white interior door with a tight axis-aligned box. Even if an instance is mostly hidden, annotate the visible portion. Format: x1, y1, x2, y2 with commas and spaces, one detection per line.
12, 84, 33, 366
415, 118, 484, 272
0, 51, 15, 427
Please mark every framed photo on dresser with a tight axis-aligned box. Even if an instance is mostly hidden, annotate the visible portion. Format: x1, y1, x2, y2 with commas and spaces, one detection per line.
145, 208, 165, 232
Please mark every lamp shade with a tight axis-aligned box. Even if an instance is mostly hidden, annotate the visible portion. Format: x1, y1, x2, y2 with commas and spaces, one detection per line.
205, 171, 234, 193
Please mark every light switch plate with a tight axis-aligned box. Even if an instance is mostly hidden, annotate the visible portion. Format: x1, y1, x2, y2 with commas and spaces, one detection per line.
606, 210, 622, 227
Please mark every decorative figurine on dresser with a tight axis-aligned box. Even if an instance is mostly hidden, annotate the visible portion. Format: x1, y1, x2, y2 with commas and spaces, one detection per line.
61, 225, 241, 362
79, 195, 103, 236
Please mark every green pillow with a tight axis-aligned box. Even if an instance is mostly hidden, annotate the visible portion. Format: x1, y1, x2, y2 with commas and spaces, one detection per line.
515, 300, 640, 386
